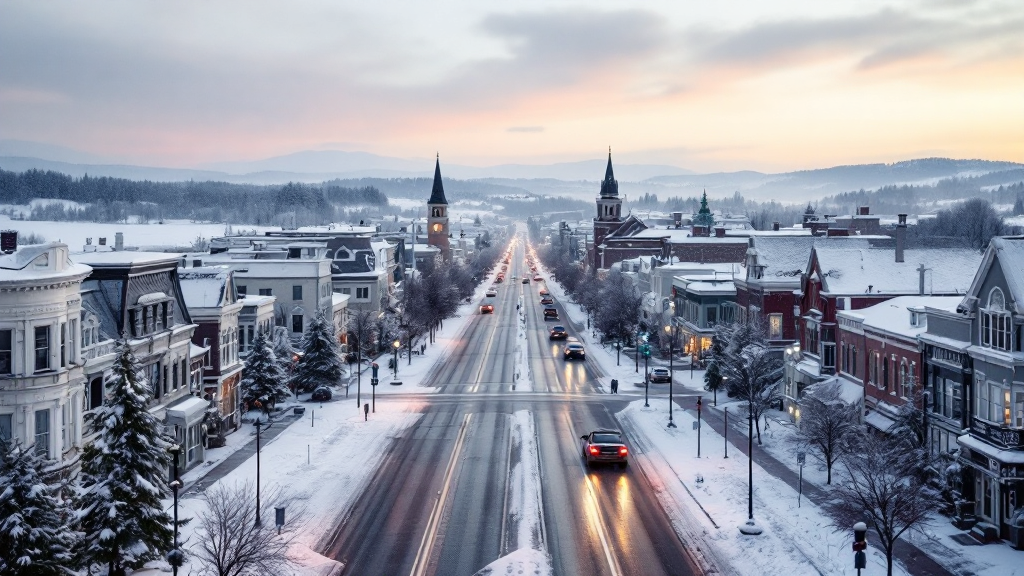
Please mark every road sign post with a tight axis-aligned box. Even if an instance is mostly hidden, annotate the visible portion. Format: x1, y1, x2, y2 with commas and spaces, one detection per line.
853, 521, 868, 574
797, 451, 806, 507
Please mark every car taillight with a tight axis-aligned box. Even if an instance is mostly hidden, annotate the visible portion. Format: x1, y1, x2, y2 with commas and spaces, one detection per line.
618, 446, 628, 456
589, 446, 600, 455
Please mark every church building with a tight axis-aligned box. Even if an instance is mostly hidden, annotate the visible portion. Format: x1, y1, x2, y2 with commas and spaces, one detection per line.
427, 155, 450, 263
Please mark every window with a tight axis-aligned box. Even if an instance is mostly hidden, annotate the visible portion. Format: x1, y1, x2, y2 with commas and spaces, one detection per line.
822, 343, 836, 370
989, 382, 1003, 423
881, 354, 889, 390
259, 288, 273, 296
767, 314, 783, 339
851, 347, 858, 378
341, 287, 351, 295
706, 306, 717, 326
899, 359, 909, 398
0, 413, 11, 442
237, 285, 247, 296
0, 329, 11, 375
35, 409, 50, 459
89, 378, 104, 410
356, 287, 369, 300
1015, 389, 1024, 428
187, 424, 201, 463
129, 308, 140, 337
62, 403, 69, 453
150, 364, 161, 399
977, 374, 988, 421
292, 314, 303, 333
981, 288, 1011, 351
60, 322, 67, 368
293, 285, 303, 300
35, 325, 50, 371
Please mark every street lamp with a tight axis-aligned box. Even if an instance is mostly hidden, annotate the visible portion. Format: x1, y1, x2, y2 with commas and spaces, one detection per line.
392, 339, 400, 378
166, 444, 184, 575
253, 416, 273, 526
739, 407, 763, 536
665, 324, 677, 428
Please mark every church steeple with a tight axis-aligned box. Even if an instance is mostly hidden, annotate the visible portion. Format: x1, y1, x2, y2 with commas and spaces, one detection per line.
428, 154, 448, 205
599, 148, 618, 198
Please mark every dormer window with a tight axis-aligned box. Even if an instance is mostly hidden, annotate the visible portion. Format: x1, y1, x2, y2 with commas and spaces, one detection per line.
909, 311, 922, 327
981, 287, 1011, 351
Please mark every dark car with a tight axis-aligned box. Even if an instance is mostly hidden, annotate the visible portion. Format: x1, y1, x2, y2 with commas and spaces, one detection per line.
540, 296, 553, 305
549, 325, 568, 340
649, 367, 672, 383
580, 429, 629, 469
543, 306, 559, 320
563, 342, 585, 360
522, 277, 530, 284
310, 386, 333, 402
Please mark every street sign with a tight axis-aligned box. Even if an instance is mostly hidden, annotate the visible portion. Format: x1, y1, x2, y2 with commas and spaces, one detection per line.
854, 551, 866, 569
371, 378, 379, 387
692, 421, 698, 430
797, 451, 806, 465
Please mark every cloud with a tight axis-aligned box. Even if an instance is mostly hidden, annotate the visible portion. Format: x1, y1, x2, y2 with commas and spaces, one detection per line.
506, 126, 544, 133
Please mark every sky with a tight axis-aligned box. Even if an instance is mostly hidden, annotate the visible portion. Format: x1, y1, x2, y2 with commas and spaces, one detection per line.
1, 0, 1022, 173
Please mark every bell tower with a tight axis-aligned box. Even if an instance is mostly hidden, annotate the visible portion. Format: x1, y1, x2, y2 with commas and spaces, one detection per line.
427, 154, 450, 262
592, 148, 622, 270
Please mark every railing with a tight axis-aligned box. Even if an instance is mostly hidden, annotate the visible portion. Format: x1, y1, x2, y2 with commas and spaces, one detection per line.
82, 341, 117, 361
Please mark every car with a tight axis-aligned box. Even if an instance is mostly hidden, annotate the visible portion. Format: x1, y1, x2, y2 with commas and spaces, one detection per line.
540, 296, 553, 305
533, 275, 542, 282
522, 278, 530, 284
310, 386, 333, 402
649, 367, 672, 383
480, 304, 494, 314
543, 306, 559, 320
549, 325, 568, 340
486, 289, 497, 297
580, 430, 628, 469
538, 288, 549, 296
563, 341, 585, 359
495, 275, 504, 283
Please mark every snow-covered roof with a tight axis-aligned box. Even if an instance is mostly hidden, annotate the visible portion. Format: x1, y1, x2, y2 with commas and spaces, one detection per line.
239, 294, 275, 307
814, 247, 981, 296
959, 433, 1024, 465
685, 280, 736, 296
0, 242, 92, 282
73, 251, 182, 267
332, 293, 350, 308
837, 295, 962, 339
962, 236, 1024, 315
178, 266, 233, 309
803, 376, 863, 405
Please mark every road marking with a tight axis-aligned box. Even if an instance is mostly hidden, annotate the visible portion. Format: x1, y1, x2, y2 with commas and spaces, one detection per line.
409, 412, 472, 576
564, 413, 622, 576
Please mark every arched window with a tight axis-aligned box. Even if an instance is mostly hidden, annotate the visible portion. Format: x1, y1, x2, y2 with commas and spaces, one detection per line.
89, 377, 104, 410
982, 287, 1011, 350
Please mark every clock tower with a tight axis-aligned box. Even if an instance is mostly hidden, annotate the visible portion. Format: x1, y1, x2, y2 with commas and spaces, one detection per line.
427, 154, 450, 262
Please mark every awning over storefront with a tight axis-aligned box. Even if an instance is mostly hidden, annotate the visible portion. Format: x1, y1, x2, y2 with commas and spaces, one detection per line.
166, 395, 210, 426
865, 410, 896, 433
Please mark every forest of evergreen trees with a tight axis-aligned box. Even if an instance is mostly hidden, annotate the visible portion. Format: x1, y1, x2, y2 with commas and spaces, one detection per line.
0, 169, 388, 226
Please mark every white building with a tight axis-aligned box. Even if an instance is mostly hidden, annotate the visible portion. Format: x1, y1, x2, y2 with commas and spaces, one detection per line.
0, 236, 92, 465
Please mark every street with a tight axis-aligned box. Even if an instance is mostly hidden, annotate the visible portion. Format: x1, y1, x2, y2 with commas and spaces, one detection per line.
324, 242, 702, 576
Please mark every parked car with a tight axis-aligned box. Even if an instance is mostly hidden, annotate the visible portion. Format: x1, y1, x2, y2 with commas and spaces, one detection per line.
580, 429, 628, 469
543, 306, 559, 320
533, 275, 542, 282
549, 325, 568, 340
310, 387, 333, 402
522, 278, 530, 284
563, 341, 586, 360
480, 304, 494, 314
649, 367, 672, 383
538, 288, 549, 296
540, 296, 553, 305
486, 289, 497, 297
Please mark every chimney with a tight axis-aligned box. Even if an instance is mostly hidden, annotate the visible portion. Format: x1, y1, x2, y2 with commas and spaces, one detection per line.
115, 232, 124, 251
858, 206, 870, 216
672, 212, 683, 229
918, 263, 928, 295
0, 230, 17, 253
99, 237, 107, 246
895, 213, 907, 263
86, 237, 92, 245
714, 226, 726, 238
772, 222, 780, 231
692, 225, 708, 237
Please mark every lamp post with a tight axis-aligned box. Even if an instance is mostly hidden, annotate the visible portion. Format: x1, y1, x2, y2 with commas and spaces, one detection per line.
392, 339, 400, 378
696, 396, 703, 457
643, 344, 650, 408
254, 416, 272, 526
166, 444, 184, 575
665, 324, 677, 428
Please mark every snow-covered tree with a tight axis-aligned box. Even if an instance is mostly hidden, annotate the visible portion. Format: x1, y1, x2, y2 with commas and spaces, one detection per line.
270, 326, 296, 376
828, 437, 940, 576
692, 190, 715, 228
593, 270, 641, 344
703, 328, 726, 400
0, 439, 76, 576
719, 327, 782, 445
240, 329, 288, 414
75, 340, 174, 576
798, 381, 861, 484
291, 310, 344, 393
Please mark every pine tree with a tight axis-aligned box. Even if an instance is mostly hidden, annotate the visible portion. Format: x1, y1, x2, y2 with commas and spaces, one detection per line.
693, 190, 715, 228
271, 326, 297, 376
0, 439, 76, 576
240, 329, 288, 414
291, 310, 344, 393
76, 340, 173, 576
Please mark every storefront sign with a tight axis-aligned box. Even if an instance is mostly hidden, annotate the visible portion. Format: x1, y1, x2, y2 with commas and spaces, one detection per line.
971, 419, 1024, 450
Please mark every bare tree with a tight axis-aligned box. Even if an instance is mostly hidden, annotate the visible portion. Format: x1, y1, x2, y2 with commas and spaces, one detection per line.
798, 380, 861, 484
594, 270, 641, 344
720, 337, 783, 445
828, 438, 940, 576
193, 481, 303, 576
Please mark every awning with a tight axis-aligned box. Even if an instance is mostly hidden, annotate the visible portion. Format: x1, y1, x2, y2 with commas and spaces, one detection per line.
865, 410, 896, 433
166, 395, 210, 425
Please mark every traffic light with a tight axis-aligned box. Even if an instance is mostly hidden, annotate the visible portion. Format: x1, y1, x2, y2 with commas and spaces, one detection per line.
853, 521, 868, 570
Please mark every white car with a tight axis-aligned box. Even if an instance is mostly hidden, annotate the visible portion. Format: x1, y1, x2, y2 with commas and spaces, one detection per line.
486, 289, 497, 297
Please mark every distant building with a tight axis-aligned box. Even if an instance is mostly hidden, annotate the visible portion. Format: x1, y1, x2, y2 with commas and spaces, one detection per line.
427, 155, 451, 263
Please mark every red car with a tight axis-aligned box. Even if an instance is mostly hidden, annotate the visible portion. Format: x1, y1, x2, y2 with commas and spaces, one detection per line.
480, 304, 494, 314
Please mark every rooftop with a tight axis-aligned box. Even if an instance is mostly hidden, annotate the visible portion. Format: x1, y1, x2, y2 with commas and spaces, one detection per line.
73, 250, 183, 267
814, 246, 982, 296
838, 295, 963, 338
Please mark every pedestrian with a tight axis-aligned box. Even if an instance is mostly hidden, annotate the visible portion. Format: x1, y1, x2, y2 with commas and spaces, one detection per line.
364, 403, 369, 421
610, 379, 618, 394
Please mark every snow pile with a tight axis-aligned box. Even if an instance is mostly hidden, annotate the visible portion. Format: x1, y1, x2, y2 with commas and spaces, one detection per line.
514, 292, 533, 391
472, 547, 551, 576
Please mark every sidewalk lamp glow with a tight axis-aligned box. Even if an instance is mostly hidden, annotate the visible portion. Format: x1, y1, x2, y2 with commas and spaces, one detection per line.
393, 339, 400, 349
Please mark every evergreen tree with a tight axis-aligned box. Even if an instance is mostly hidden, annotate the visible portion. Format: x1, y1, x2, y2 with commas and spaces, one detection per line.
240, 329, 289, 414
703, 330, 725, 398
271, 326, 297, 376
76, 341, 173, 576
0, 439, 76, 576
1014, 195, 1024, 216
693, 190, 716, 228
291, 310, 344, 393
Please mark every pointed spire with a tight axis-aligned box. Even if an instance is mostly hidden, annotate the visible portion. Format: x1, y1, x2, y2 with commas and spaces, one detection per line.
600, 148, 618, 198
428, 154, 448, 205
